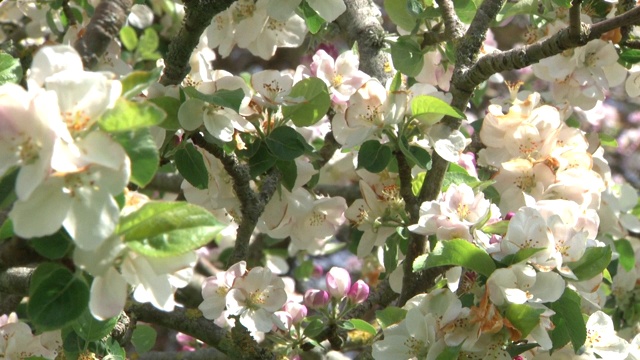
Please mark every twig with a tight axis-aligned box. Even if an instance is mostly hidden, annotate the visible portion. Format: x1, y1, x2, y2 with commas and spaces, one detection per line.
456, 0, 506, 67
435, 0, 465, 41
313, 131, 341, 171
191, 133, 280, 267
570, 0, 582, 38
335, 0, 391, 82
137, 349, 228, 360
62, 0, 78, 26
73, 0, 132, 69
160, 0, 235, 85
125, 302, 228, 348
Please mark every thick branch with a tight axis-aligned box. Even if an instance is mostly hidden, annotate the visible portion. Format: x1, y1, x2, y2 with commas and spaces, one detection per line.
456, 0, 506, 67
73, 0, 132, 69
336, 0, 391, 82
435, 0, 465, 41
0, 266, 32, 297
126, 303, 227, 348
570, 0, 582, 38
160, 0, 235, 85
191, 134, 280, 267
460, 5, 640, 92
137, 349, 228, 360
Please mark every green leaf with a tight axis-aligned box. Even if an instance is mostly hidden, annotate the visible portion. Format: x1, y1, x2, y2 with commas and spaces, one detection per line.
384, 237, 399, 275
615, 239, 635, 272
174, 143, 209, 190
28, 263, 89, 331
435, 344, 463, 360
118, 201, 225, 257
384, 0, 418, 31
398, 136, 431, 170
411, 95, 465, 123
0, 168, 18, 210
131, 324, 157, 353
620, 49, 640, 65
293, 259, 314, 280
183, 87, 244, 113
599, 133, 618, 148
566, 246, 612, 281
28, 231, 73, 260
249, 142, 277, 177
276, 160, 298, 192
300, 0, 325, 34
0, 219, 13, 241
346, 319, 377, 335
120, 68, 162, 99
112, 129, 159, 187
0, 52, 23, 85
304, 318, 325, 338
119, 25, 138, 51
548, 289, 586, 352
376, 306, 407, 329
72, 310, 118, 342
499, 247, 545, 266
442, 170, 481, 191
357, 140, 392, 173
265, 126, 312, 161
99, 98, 166, 132
505, 303, 545, 338
453, 0, 477, 23
411, 171, 426, 196
497, 0, 537, 20
390, 36, 424, 77
138, 27, 159, 59
282, 77, 331, 127
413, 238, 496, 277
149, 96, 181, 130
506, 342, 540, 358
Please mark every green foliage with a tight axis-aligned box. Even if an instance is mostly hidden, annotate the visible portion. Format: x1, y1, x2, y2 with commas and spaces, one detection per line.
358, 140, 392, 173
120, 25, 138, 52
411, 95, 465, 123
131, 324, 157, 353
28, 263, 90, 331
149, 96, 182, 130
548, 289, 586, 352
499, 247, 545, 266
118, 201, 226, 257
249, 141, 278, 177
265, 126, 314, 161
615, 239, 636, 272
276, 160, 298, 191
293, 259, 315, 280
28, 230, 73, 260
304, 318, 325, 338
344, 319, 377, 335
120, 68, 163, 99
376, 306, 407, 329
72, 310, 118, 342
0, 52, 23, 85
390, 36, 424, 77
384, 0, 418, 31
137, 28, 161, 61
175, 142, 209, 190
505, 303, 545, 338
399, 136, 432, 170
99, 98, 166, 132
113, 128, 160, 187
413, 238, 496, 277
300, 1, 325, 34
566, 246, 612, 281
453, 0, 478, 23
183, 87, 245, 112
282, 77, 331, 127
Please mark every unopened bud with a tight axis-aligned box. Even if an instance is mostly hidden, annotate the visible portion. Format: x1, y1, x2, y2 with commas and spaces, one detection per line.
347, 280, 369, 304
304, 289, 330, 309
326, 267, 351, 299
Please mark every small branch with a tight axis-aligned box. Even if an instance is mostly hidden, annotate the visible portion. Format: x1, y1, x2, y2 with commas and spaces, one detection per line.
0, 266, 32, 296
137, 349, 228, 360
73, 0, 132, 69
421, 27, 449, 47
191, 134, 280, 267
126, 303, 228, 348
570, 0, 582, 38
456, 0, 506, 67
461, 5, 640, 92
313, 131, 341, 170
62, 0, 78, 26
336, 0, 392, 83
435, 0, 465, 41
160, 0, 235, 85
619, 0, 637, 43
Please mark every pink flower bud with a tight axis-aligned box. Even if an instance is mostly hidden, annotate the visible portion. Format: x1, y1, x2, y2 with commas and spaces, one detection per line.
326, 267, 351, 299
312, 264, 324, 278
304, 289, 330, 309
347, 280, 369, 304
283, 302, 308, 324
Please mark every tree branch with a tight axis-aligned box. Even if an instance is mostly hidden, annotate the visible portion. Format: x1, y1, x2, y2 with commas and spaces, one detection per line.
335, 0, 391, 82
73, 0, 132, 69
160, 0, 235, 86
125, 303, 228, 348
191, 133, 280, 267
435, 0, 465, 42
570, 0, 582, 38
456, 0, 506, 68
137, 349, 228, 360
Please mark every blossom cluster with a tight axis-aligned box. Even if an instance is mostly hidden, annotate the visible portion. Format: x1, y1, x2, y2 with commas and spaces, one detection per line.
0, 313, 61, 359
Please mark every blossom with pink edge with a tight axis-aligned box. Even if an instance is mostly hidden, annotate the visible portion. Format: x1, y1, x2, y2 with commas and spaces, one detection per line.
347, 280, 370, 304
311, 49, 370, 106
326, 267, 352, 299
304, 289, 330, 309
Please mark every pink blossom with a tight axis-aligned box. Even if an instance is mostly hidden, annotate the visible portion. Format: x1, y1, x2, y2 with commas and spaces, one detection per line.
326, 267, 352, 299
347, 280, 369, 304
304, 289, 330, 309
